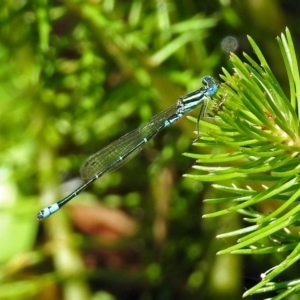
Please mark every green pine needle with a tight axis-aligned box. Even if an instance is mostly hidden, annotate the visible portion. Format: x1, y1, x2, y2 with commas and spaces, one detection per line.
184, 27, 300, 298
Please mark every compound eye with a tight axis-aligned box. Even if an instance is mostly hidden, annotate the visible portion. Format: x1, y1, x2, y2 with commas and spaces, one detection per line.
208, 84, 218, 96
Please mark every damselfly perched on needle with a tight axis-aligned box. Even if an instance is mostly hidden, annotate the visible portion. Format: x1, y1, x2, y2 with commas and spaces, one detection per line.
37, 75, 218, 220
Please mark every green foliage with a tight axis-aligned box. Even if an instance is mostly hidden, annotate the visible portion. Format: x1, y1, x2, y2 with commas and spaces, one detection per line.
0, 1, 224, 300
2, 0, 300, 299
185, 28, 300, 298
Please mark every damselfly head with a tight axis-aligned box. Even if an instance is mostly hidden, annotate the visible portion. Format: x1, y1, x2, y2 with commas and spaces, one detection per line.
202, 75, 218, 96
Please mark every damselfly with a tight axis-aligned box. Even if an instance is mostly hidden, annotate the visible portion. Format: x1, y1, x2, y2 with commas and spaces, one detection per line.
37, 75, 218, 220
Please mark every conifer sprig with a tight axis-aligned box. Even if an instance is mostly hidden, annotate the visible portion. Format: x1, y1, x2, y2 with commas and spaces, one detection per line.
184, 28, 300, 298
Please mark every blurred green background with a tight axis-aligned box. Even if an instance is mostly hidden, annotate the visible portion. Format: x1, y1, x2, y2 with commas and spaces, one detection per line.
0, 1, 299, 299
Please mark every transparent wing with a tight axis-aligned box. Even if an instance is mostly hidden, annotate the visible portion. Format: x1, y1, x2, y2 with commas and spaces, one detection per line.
80, 104, 178, 179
